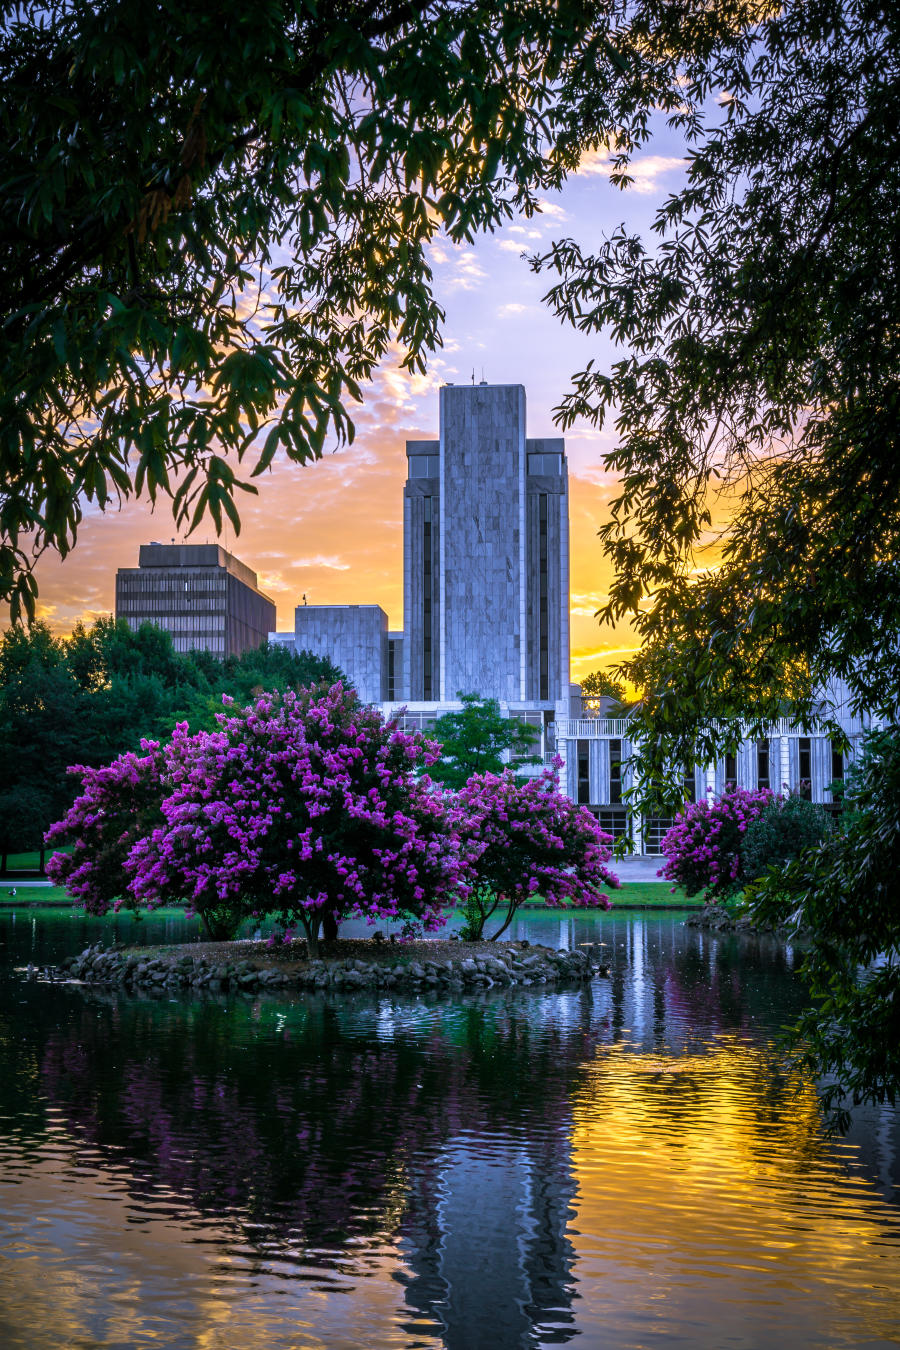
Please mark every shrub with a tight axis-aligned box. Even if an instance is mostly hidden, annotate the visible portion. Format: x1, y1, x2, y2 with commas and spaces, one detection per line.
749, 727, 900, 1124
741, 795, 829, 883
658, 786, 774, 903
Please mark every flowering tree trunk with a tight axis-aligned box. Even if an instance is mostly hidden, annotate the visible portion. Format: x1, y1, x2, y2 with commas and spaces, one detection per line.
296, 907, 323, 960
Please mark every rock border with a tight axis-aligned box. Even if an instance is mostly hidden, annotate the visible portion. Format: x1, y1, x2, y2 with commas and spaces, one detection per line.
55, 940, 611, 996
685, 903, 804, 937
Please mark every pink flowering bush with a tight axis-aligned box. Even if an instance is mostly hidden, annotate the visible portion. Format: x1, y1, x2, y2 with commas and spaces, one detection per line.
454, 767, 620, 940
127, 683, 465, 954
657, 785, 775, 903
45, 742, 165, 915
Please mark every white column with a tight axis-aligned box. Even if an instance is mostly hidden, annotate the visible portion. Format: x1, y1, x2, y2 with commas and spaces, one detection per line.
779, 736, 791, 795
631, 765, 643, 854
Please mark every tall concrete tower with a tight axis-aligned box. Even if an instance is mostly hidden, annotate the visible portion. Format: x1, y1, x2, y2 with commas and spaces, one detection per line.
402, 382, 569, 706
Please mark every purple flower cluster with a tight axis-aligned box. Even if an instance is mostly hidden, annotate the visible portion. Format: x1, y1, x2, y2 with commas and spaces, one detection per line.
46, 686, 620, 950
45, 741, 165, 914
657, 784, 776, 901
454, 767, 620, 938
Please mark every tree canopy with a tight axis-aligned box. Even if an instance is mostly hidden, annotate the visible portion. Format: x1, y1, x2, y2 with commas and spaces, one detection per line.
580, 669, 628, 714
455, 768, 618, 940
533, 0, 900, 781
428, 692, 540, 788
749, 728, 900, 1126
0, 0, 665, 619
0, 618, 340, 867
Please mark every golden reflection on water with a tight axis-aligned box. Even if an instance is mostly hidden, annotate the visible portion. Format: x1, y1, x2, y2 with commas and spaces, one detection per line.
0, 1131, 413, 1350
570, 1036, 900, 1347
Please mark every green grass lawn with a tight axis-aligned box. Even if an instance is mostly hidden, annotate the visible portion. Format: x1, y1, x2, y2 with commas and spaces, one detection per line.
1, 850, 47, 872
1, 846, 73, 875
0, 884, 72, 904
520, 881, 697, 908
0, 879, 699, 911
612, 880, 698, 907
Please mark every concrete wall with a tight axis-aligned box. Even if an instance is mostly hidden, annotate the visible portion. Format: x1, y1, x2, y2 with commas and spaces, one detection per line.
293, 605, 388, 704
439, 383, 526, 702
404, 440, 440, 701
524, 438, 568, 704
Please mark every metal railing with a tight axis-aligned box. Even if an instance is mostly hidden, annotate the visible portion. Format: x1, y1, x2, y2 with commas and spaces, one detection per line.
555, 715, 882, 741
555, 719, 632, 738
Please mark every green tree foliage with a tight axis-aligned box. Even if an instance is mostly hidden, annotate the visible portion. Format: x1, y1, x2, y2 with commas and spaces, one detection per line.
533, 0, 900, 782
580, 670, 626, 703
580, 668, 628, 714
749, 730, 900, 1126
0, 624, 86, 868
0, 0, 656, 619
428, 693, 541, 789
0, 618, 341, 864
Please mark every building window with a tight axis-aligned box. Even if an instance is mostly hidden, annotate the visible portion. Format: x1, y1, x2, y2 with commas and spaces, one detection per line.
577, 739, 590, 805
539, 493, 549, 700
643, 817, 674, 855
683, 762, 696, 803
609, 739, 622, 805
830, 741, 844, 787
387, 640, 396, 701
757, 739, 770, 791
527, 452, 562, 475
798, 737, 812, 800
409, 454, 439, 478
423, 497, 433, 699
725, 752, 737, 790
597, 808, 628, 842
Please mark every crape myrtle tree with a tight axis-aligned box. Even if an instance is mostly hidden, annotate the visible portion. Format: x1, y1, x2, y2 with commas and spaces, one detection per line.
454, 766, 619, 940
657, 786, 775, 906
0, 0, 686, 620
127, 683, 466, 955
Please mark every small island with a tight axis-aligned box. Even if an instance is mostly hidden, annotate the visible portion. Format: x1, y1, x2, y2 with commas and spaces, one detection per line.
58, 935, 607, 995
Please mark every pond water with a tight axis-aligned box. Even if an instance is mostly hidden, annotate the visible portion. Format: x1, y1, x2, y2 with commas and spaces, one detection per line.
1, 905, 898, 1349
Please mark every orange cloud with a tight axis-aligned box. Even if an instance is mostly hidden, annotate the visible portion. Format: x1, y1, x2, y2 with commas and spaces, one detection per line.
27, 361, 646, 676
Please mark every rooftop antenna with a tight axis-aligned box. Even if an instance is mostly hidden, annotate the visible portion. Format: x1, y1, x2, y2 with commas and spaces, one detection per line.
302, 593, 307, 606
471, 367, 475, 385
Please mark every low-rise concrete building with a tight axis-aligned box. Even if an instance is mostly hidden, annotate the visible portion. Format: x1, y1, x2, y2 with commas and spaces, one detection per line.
116, 543, 275, 659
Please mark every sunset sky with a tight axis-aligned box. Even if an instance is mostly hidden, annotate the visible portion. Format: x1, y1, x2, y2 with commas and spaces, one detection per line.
32, 135, 692, 685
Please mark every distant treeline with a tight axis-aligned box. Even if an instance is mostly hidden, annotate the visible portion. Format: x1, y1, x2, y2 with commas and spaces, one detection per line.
0, 618, 342, 867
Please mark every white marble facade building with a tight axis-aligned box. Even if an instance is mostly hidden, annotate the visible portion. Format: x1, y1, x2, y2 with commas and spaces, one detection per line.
273, 383, 879, 852
273, 381, 571, 748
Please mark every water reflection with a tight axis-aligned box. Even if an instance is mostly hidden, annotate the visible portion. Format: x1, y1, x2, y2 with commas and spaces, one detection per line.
0, 912, 899, 1348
